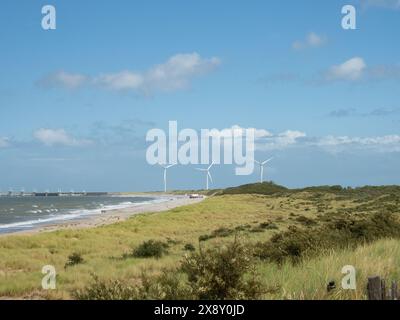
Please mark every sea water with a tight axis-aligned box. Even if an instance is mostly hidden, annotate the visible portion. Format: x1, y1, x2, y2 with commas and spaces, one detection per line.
0, 195, 165, 234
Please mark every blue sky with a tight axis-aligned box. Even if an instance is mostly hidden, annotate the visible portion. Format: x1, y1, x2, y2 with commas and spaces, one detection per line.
0, 0, 400, 192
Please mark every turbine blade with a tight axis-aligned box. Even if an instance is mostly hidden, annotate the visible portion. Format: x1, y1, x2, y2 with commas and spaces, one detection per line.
208, 171, 213, 183
262, 158, 273, 165
208, 161, 214, 170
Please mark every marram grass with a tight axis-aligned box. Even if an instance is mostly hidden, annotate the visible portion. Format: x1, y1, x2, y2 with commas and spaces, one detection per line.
0, 193, 399, 299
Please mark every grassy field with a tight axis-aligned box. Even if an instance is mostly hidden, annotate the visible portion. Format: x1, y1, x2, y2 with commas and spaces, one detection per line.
0, 184, 399, 299
259, 239, 400, 299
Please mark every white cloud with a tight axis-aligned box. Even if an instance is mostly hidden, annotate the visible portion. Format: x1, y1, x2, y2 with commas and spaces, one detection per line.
95, 71, 144, 91
96, 53, 220, 94
218, 126, 271, 138
230, 125, 272, 139
292, 32, 327, 50
253, 128, 273, 139
39, 53, 220, 95
256, 130, 307, 150
38, 71, 88, 89
316, 134, 400, 152
262, 59, 399, 86
251, 126, 400, 153
0, 137, 9, 148
33, 129, 92, 147
199, 125, 271, 142
326, 57, 366, 81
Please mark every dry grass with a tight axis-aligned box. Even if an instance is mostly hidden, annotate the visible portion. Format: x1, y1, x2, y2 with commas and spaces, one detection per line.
259, 238, 400, 300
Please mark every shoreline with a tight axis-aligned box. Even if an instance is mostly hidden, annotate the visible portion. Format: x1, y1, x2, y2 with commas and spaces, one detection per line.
0, 194, 205, 237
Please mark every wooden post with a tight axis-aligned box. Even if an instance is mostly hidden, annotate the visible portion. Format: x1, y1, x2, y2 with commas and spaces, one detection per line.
391, 281, 398, 300
381, 278, 386, 300
368, 276, 382, 300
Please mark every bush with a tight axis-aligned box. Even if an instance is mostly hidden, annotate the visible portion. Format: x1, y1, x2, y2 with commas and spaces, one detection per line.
199, 234, 212, 242
75, 239, 265, 300
255, 212, 400, 264
181, 237, 264, 300
259, 222, 278, 230
221, 182, 288, 196
132, 240, 169, 259
199, 227, 236, 242
211, 227, 234, 238
250, 222, 279, 233
184, 243, 196, 252
65, 252, 84, 268
235, 224, 251, 231
74, 271, 191, 300
74, 275, 137, 300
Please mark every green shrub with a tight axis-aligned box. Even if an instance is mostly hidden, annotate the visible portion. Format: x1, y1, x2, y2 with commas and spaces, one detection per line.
65, 252, 84, 268
184, 243, 196, 251
211, 227, 234, 238
199, 234, 212, 242
258, 222, 278, 230
235, 224, 251, 231
75, 269, 194, 300
75, 239, 265, 300
181, 238, 264, 300
74, 275, 137, 300
166, 238, 180, 245
250, 221, 279, 233
132, 240, 169, 259
199, 227, 235, 241
221, 182, 288, 196
255, 212, 400, 264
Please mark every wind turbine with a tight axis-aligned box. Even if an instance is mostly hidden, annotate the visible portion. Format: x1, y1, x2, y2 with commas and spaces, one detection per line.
254, 158, 273, 183
196, 162, 214, 190
159, 164, 176, 193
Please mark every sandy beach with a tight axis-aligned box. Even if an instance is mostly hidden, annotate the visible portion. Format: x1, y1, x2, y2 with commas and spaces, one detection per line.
1, 195, 205, 236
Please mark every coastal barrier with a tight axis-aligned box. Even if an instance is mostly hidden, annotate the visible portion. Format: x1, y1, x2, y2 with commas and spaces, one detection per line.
0, 192, 109, 197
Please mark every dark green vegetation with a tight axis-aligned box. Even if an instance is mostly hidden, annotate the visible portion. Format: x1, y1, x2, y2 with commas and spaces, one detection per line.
199, 222, 279, 242
64, 252, 84, 269
256, 211, 400, 264
131, 240, 169, 259
75, 239, 264, 300
218, 182, 400, 200
183, 243, 196, 252
220, 182, 288, 196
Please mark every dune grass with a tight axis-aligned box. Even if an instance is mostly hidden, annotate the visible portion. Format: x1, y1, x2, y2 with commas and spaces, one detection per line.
0, 191, 399, 299
0, 195, 290, 298
259, 238, 400, 300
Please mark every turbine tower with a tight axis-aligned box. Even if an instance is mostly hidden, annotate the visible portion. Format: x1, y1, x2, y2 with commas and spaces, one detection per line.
196, 162, 214, 190
254, 158, 273, 183
159, 164, 176, 193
